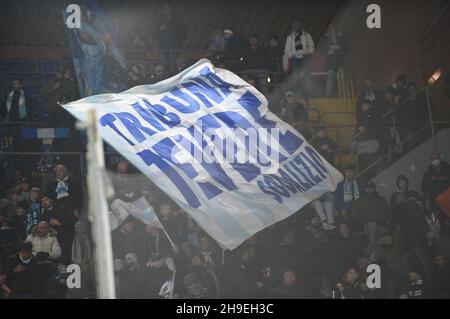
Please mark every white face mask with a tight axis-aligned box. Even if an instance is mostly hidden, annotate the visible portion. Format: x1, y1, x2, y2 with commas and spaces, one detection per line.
432, 159, 441, 167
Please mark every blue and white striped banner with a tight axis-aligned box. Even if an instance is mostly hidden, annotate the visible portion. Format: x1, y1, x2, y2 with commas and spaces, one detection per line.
62, 59, 343, 250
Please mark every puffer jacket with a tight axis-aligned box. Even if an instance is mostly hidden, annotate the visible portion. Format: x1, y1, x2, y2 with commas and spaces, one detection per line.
25, 226, 61, 259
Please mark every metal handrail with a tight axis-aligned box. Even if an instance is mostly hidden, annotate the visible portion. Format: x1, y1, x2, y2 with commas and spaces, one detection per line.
380, 86, 428, 120
357, 123, 431, 179
357, 120, 450, 179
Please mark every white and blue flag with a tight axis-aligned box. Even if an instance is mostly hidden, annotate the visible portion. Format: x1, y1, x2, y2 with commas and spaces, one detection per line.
62, 59, 343, 250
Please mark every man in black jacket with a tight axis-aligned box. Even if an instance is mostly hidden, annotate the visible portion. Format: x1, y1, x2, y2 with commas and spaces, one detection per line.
242, 34, 271, 95
49, 163, 82, 210
154, 3, 186, 72
390, 174, 421, 212
141, 254, 173, 298
394, 196, 434, 284
421, 151, 450, 210
5, 242, 36, 298
311, 126, 338, 166
2, 80, 33, 122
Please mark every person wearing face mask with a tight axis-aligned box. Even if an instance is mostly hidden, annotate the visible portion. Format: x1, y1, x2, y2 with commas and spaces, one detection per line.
421, 151, 450, 210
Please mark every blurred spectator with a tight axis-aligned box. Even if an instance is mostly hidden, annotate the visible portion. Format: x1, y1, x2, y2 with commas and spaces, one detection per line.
44, 204, 76, 258
141, 254, 173, 298
144, 224, 173, 261
336, 266, 363, 299
352, 99, 383, 171
5, 241, 36, 298
283, 21, 315, 99
182, 272, 212, 299
279, 91, 309, 126
393, 196, 434, 283
433, 253, 450, 298
2, 80, 32, 122
39, 193, 56, 222
273, 270, 305, 298
18, 177, 30, 201
356, 79, 383, 115
149, 64, 168, 84
208, 30, 225, 53
267, 35, 284, 84
311, 126, 338, 166
365, 232, 402, 298
154, 3, 186, 72
118, 253, 143, 299
242, 34, 271, 95
112, 216, 139, 266
126, 26, 149, 48
334, 164, 365, 219
198, 235, 220, 270
42, 66, 76, 126
335, 223, 364, 270
406, 269, 425, 299
175, 56, 188, 74
390, 175, 420, 212
111, 159, 143, 202
25, 221, 61, 259
0, 209, 18, 263
49, 163, 82, 210
226, 246, 259, 298
322, 24, 346, 97
223, 29, 247, 72
382, 86, 409, 156
33, 252, 57, 298
12, 200, 29, 242
186, 253, 219, 298
25, 184, 41, 236
393, 74, 409, 105
127, 64, 147, 88
406, 82, 430, 132
421, 151, 450, 210
351, 181, 390, 244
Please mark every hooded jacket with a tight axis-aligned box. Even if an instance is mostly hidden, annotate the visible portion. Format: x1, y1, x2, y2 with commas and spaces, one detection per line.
390, 175, 420, 211
25, 226, 61, 259
421, 161, 450, 200
351, 192, 391, 225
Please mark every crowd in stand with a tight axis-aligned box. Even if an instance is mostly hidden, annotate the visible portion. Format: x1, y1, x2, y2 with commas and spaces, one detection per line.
1, 154, 450, 299
0, 3, 450, 299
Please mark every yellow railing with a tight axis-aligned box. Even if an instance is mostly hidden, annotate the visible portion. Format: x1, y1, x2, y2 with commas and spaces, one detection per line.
337, 68, 356, 112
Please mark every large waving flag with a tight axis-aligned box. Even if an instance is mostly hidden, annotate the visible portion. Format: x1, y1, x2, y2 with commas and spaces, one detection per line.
62, 59, 343, 249
61, 0, 127, 97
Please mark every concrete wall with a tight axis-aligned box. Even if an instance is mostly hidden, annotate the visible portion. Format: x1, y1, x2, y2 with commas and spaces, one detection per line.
373, 128, 450, 199
345, 0, 445, 90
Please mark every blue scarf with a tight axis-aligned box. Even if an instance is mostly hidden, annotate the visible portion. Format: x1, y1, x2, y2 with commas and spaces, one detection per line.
26, 201, 41, 235
6, 89, 27, 120
294, 32, 303, 51
343, 178, 360, 203
55, 176, 69, 200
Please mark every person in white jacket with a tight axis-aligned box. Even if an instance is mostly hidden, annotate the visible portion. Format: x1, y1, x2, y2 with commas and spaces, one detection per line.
26, 221, 62, 259
283, 21, 315, 99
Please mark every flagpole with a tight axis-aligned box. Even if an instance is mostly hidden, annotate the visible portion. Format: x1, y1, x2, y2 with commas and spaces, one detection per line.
86, 108, 116, 299
160, 225, 177, 250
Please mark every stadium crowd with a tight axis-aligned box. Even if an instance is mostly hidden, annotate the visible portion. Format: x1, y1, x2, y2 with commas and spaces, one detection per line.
0, 3, 450, 299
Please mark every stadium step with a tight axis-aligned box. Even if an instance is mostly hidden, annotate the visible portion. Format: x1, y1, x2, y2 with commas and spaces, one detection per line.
307, 98, 352, 113
321, 112, 357, 126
